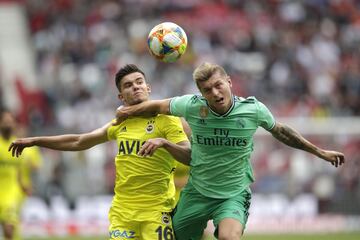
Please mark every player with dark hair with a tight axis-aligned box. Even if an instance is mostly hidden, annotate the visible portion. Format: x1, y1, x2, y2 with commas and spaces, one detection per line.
0, 110, 28, 240
112, 62, 345, 240
9, 64, 191, 240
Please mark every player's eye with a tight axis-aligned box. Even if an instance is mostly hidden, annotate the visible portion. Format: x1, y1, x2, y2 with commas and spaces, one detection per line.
203, 88, 210, 93
215, 82, 223, 88
123, 83, 132, 89
136, 80, 144, 85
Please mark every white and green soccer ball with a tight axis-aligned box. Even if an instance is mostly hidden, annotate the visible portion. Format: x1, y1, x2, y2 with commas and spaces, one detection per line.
147, 22, 188, 63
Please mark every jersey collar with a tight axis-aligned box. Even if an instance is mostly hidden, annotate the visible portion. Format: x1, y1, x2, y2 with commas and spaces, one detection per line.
206, 95, 235, 117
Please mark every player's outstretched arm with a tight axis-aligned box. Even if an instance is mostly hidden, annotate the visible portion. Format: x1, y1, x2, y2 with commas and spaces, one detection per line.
9, 122, 111, 157
138, 139, 191, 165
269, 122, 345, 167
114, 99, 171, 125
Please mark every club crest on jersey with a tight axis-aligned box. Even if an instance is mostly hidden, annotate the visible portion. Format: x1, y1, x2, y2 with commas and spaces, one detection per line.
161, 212, 171, 225
236, 119, 246, 128
146, 120, 155, 134
199, 106, 209, 118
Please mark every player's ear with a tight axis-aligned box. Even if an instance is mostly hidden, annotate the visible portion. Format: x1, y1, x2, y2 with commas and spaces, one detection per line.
147, 83, 151, 93
118, 93, 124, 102
226, 75, 232, 87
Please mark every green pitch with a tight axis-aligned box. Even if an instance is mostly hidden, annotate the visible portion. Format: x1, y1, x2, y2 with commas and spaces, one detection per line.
204, 232, 360, 240
25, 232, 360, 240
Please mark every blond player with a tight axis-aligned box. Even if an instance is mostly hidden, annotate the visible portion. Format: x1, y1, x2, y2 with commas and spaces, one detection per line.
114, 62, 345, 240
9, 64, 191, 240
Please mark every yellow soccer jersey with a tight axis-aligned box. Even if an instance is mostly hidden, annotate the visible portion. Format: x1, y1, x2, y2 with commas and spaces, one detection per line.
18, 146, 43, 201
107, 114, 188, 213
0, 136, 22, 203
20, 147, 42, 189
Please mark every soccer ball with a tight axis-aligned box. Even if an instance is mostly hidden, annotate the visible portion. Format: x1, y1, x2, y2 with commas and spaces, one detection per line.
147, 22, 188, 63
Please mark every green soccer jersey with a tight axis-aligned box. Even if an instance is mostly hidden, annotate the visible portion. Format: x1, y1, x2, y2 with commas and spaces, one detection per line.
170, 94, 275, 198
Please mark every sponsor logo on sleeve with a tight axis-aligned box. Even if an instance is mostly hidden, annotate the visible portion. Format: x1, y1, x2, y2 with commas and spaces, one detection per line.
109, 229, 136, 239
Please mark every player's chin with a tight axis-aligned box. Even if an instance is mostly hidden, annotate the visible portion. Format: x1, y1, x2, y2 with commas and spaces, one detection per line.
130, 96, 147, 105
213, 100, 226, 108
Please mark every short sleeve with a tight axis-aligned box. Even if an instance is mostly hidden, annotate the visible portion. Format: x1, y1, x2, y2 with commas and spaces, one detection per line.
159, 116, 189, 144
257, 101, 275, 130
107, 119, 118, 140
169, 95, 194, 118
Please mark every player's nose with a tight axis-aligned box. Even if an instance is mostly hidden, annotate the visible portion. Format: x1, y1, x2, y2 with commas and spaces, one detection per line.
211, 87, 220, 96
132, 84, 140, 91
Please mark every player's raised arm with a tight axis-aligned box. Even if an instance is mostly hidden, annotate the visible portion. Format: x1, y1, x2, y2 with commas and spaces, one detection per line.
268, 122, 345, 167
114, 99, 171, 125
9, 122, 111, 157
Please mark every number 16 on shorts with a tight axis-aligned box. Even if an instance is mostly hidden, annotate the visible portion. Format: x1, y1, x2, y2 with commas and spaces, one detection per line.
155, 226, 174, 240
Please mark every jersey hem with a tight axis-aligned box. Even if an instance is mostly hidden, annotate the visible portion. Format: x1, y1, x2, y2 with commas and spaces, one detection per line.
187, 178, 251, 200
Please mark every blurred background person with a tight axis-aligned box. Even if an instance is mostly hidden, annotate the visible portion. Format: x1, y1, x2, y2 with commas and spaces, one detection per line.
0, 110, 27, 240
14, 126, 43, 240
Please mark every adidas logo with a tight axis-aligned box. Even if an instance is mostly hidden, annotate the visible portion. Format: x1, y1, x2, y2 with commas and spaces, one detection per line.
120, 126, 127, 132
197, 119, 206, 125
232, 210, 240, 216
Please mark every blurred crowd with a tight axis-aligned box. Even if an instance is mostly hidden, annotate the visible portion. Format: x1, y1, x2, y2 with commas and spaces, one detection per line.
21, 0, 360, 131
1, 0, 360, 213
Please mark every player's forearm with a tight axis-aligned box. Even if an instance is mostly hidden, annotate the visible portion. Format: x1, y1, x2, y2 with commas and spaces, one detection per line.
163, 141, 191, 165
134, 100, 163, 116
271, 122, 324, 158
30, 135, 91, 151
118, 100, 170, 118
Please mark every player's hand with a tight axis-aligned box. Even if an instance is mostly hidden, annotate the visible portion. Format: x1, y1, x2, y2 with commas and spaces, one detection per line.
8, 138, 34, 157
138, 138, 166, 157
113, 106, 129, 126
320, 150, 345, 167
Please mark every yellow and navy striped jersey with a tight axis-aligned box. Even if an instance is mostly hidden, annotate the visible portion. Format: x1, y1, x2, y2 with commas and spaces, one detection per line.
107, 114, 188, 213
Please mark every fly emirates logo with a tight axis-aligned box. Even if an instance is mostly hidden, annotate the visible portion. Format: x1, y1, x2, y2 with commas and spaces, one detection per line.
195, 128, 247, 147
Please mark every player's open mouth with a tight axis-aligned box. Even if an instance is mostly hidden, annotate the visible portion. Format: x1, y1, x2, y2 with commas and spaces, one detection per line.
215, 98, 224, 103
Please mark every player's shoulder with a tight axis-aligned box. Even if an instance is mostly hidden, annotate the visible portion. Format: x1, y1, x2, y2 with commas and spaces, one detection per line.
156, 114, 183, 130
188, 94, 206, 104
174, 94, 205, 102
156, 114, 181, 122
171, 94, 206, 109
106, 119, 125, 135
107, 119, 120, 129
234, 95, 258, 104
